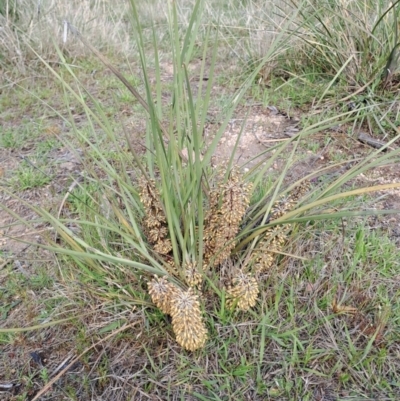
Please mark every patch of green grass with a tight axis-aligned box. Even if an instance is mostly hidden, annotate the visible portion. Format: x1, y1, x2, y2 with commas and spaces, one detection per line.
11, 160, 53, 190
36, 137, 60, 154
0, 330, 15, 345
305, 140, 320, 153
256, 70, 332, 110
0, 128, 23, 148
0, 121, 48, 150
29, 267, 54, 291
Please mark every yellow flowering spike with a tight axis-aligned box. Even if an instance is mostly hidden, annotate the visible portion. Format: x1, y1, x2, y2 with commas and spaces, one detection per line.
184, 261, 203, 287
203, 168, 252, 268
226, 272, 259, 311
147, 276, 180, 314
169, 289, 207, 351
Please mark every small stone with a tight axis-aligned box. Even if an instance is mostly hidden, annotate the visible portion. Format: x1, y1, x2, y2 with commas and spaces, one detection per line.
59, 162, 76, 171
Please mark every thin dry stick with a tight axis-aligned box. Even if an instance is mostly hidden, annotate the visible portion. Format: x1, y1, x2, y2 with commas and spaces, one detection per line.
31, 322, 138, 401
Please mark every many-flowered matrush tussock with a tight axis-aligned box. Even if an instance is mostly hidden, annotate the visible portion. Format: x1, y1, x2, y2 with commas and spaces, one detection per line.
142, 170, 309, 351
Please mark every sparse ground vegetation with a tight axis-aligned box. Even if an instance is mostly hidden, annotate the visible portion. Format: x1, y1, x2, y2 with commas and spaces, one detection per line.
1, 0, 400, 400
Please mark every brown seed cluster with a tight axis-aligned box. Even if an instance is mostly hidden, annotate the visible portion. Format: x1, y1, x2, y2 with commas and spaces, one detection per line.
289, 180, 311, 203
148, 276, 207, 351
147, 275, 179, 314
270, 181, 311, 220
254, 231, 286, 273
226, 272, 259, 311
203, 169, 252, 268
253, 180, 310, 273
170, 288, 208, 351
270, 196, 293, 220
139, 178, 172, 256
184, 261, 203, 287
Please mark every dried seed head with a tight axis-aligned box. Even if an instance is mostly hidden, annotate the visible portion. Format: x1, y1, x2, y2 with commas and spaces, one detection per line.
253, 181, 310, 274
290, 180, 311, 203
148, 276, 180, 314
270, 196, 293, 220
139, 180, 159, 217
163, 257, 179, 276
153, 238, 173, 255
138, 177, 173, 259
203, 168, 252, 267
184, 262, 203, 287
254, 229, 287, 273
170, 289, 207, 351
254, 251, 274, 273
148, 227, 168, 244
145, 215, 163, 229
226, 272, 259, 311
269, 181, 310, 221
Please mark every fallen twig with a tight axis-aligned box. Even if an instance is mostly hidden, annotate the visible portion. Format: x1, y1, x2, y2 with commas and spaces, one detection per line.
357, 132, 394, 151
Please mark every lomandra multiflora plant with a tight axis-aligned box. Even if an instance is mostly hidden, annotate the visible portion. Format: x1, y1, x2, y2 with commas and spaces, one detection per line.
143, 169, 251, 349
142, 168, 310, 350
5, 0, 400, 354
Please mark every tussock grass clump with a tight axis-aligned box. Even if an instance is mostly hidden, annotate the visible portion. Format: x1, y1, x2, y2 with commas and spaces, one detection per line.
141, 167, 255, 348
271, 0, 400, 134
285, 0, 400, 88
139, 171, 315, 346
3, 0, 400, 383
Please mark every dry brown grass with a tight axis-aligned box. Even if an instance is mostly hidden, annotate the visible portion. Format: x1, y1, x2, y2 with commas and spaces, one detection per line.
0, 0, 295, 76
0, 0, 131, 73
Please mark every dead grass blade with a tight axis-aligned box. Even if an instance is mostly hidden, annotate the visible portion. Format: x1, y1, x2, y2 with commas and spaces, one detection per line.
30, 321, 139, 401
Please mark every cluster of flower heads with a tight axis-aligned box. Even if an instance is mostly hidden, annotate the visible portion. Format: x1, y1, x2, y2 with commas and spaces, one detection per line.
254, 181, 310, 273
184, 260, 202, 287
148, 276, 207, 351
138, 178, 175, 269
254, 231, 286, 273
203, 169, 252, 269
226, 271, 259, 311
140, 169, 310, 351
